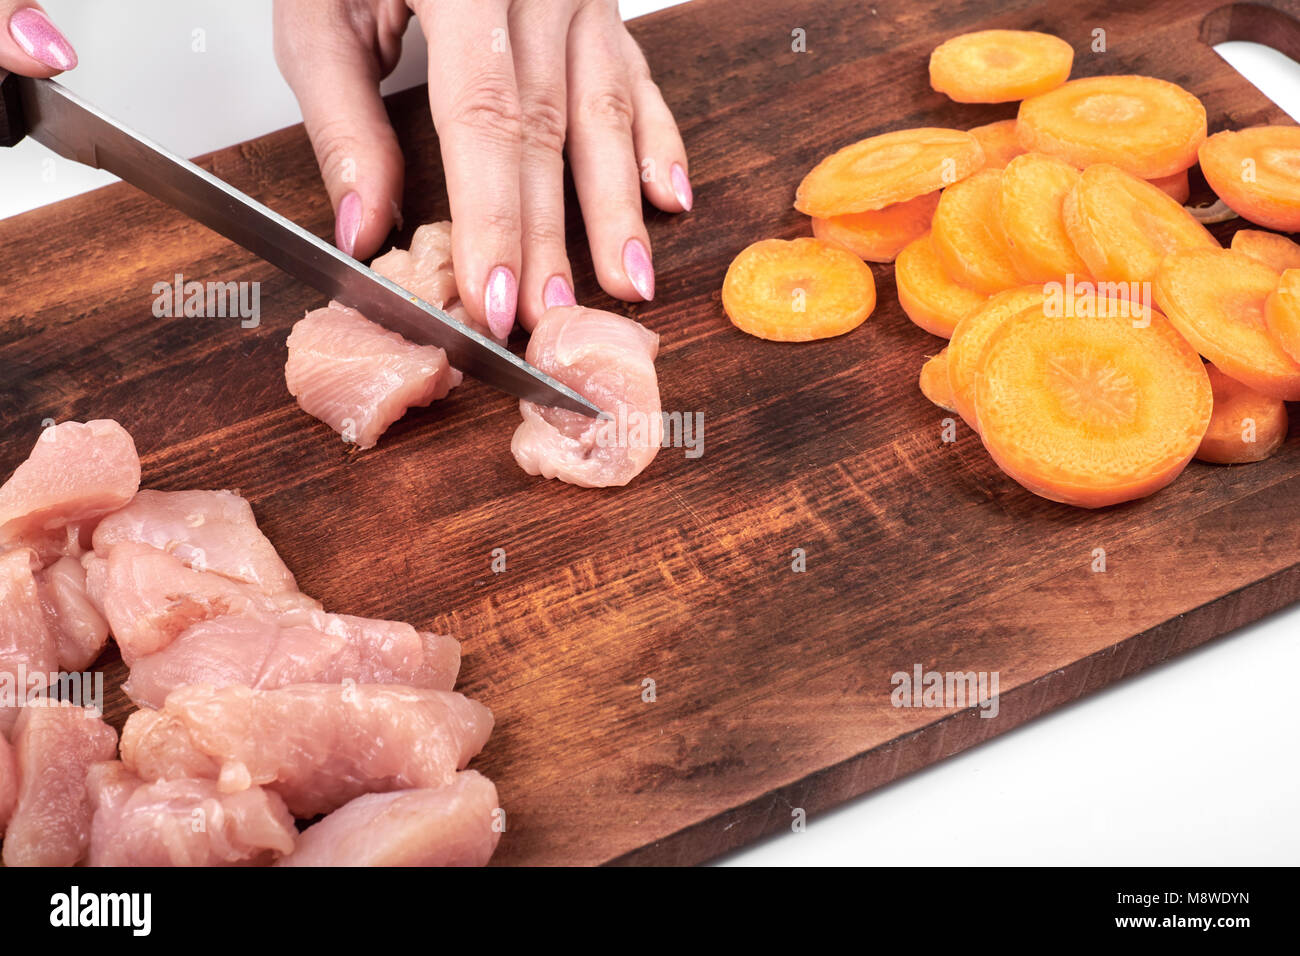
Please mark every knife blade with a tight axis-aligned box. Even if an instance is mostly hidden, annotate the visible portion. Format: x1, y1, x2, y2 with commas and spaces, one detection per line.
0, 71, 603, 419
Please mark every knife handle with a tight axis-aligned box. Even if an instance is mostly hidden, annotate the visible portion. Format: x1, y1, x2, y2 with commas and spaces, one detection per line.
0, 69, 26, 147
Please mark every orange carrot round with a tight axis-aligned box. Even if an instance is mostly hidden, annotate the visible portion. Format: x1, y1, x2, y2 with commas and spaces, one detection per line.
1232, 229, 1300, 274
946, 286, 1048, 430
722, 238, 876, 342
795, 128, 984, 217
1264, 268, 1300, 364
969, 119, 1026, 170
930, 30, 1073, 104
1155, 248, 1300, 400
810, 191, 940, 263
931, 169, 1021, 293
975, 309, 1212, 508
1195, 363, 1288, 464
895, 233, 989, 338
1148, 169, 1191, 204
999, 152, 1093, 283
919, 348, 957, 412
1199, 126, 1300, 232
1017, 75, 1206, 179
1063, 164, 1219, 284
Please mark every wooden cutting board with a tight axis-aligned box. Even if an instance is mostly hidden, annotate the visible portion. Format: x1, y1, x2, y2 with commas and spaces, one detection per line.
1, 0, 1297, 866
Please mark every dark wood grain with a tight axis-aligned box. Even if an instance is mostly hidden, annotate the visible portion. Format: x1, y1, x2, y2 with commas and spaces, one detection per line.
1, 0, 1297, 866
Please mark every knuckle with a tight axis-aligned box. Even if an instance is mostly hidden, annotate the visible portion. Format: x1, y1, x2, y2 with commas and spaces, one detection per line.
472, 206, 521, 239
451, 78, 524, 147
575, 87, 634, 131
522, 217, 564, 250
519, 93, 567, 155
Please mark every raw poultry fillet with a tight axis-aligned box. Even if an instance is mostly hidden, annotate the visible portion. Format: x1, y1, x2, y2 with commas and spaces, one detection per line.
512, 306, 663, 487
38, 555, 110, 672
123, 612, 461, 709
278, 771, 500, 867
0, 731, 15, 837
0, 548, 58, 736
2, 702, 118, 867
0, 420, 140, 562
120, 683, 494, 817
285, 302, 463, 449
86, 761, 296, 866
92, 489, 298, 595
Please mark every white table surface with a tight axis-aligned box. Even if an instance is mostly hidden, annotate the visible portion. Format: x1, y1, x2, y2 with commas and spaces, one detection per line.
3, 0, 1296, 866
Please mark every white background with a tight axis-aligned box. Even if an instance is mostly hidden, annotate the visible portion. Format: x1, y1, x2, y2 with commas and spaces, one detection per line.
2, 1, 1297, 865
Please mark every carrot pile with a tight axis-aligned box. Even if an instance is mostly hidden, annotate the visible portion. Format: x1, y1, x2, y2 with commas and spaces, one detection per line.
720, 26, 1300, 509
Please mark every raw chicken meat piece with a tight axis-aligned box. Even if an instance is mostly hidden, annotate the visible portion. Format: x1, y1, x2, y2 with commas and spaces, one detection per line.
0, 548, 58, 737
2, 701, 118, 866
0, 731, 16, 837
0, 420, 140, 562
512, 306, 663, 487
371, 222, 504, 346
97, 542, 319, 665
285, 302, 463, 450
37, 556, 110, 672
121, 683, 493, 817
277, 771, 500, 867
91, 489, 298, 595
123, 612, 460, 708
86, 761, 296, 866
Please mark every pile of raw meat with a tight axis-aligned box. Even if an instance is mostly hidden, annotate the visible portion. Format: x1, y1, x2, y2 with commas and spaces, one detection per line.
0, 421, 499, 866
285, 222, 664, 488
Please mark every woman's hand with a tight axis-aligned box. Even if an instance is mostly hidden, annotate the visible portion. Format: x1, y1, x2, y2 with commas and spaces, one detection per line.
1, 2, 77, 75
273, 0, 691, 338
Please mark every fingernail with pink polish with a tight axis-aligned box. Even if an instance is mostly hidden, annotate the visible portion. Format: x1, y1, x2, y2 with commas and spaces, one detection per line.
623, 239, 655, 301
335, 191, 362, 257
543, 275, 576, 310
670, 163, 693, 212
9, 8, 78, 71
485, 266, 517, 339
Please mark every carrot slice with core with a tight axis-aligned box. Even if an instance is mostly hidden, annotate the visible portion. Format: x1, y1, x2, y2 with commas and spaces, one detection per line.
931, 169, 1021, 293
930, 30, 1073, 104
795, 128, 984, 218
722, 237, 876, 341
999, 152, 1093, 283
1264, 268, 1300, 364
1063, 164, 1219, 284
1017, 75, 1206, 179
895, 233, 989, 338
1154, 248, 1300, 400
811, 191, 940, 263
969, 120, 1026, 170
1232, 229, 1300, 274
946, 286, 1049, 430
1195, 364, 1288, 465
919, 348, 958, 412
975, 309, 1212, 508
1148, 170, 1191, 204
1200, 126, 1300, 232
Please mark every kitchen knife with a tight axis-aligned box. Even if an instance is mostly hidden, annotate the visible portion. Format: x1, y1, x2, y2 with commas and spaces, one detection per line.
0, 70, 603, 419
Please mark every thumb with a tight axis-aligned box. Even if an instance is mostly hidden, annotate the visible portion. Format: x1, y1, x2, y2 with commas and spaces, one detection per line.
1, 2, 77, 76
274, 3, 406, 261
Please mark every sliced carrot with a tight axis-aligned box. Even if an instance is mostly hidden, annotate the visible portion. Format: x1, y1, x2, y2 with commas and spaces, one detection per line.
1264, 268, 1300, 363
1148, 170, 1191, 204
919, 348, 958, 412
931, 169, 1021, 293
999, 152, 1093, 283
1063, 164, 1219, 284
1200, 126, 1300, 232
946, 286, 1048, 430
1017, 75, 1206, 179
1232, 229, 1300, 274
969, 120, 1026, 170
1154, 248, 1300, 400
1195, 363, 1288, 464
811, 190, 940, 263
895, 233, 989, 338
975, 309, 1212, 508
721, 238, 876, 341
794, 128, 984, 218
929, 30, 1073, 104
